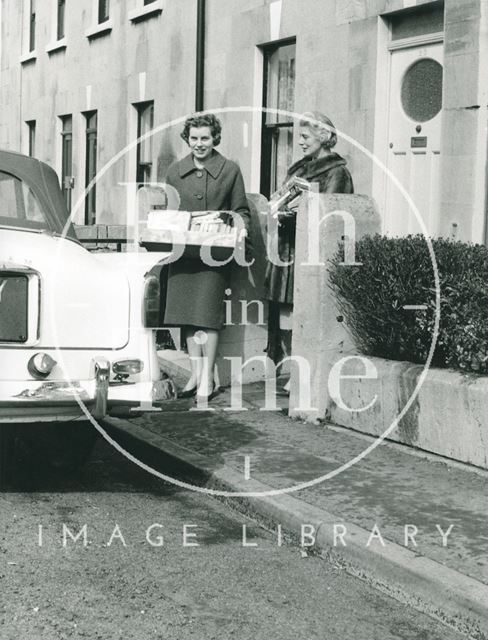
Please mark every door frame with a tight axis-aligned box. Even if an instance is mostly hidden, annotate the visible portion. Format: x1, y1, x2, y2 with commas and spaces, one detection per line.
372, 15, 444, 233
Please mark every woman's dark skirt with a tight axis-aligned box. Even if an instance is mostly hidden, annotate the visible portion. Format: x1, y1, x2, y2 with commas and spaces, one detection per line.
263, 217, 296, 305
163, 258, 229, 330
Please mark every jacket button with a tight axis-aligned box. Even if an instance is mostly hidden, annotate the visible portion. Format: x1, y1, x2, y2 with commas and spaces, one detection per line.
196, 194, 203, 200
196, 170, 203, 178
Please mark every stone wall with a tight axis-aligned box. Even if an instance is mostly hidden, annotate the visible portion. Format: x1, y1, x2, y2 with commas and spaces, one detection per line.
329, 356, 488, 470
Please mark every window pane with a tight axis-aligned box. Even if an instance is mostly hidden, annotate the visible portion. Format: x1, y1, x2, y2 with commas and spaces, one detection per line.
391, 4, 444, 41
261, 41, 296, 197
272, 128, 294, 192
0, 171, 48, 227
23, 182, 46, 222
401, 58, 443, 122
57, 0, 65, 39
98, 0, 109, 23
266, 43, 296, 125
60, 115, 73, 211
26, 121, 36, 157
29, 0, 36, 51
61, 114, 72, 134
136, 102, 154, 185
139, 103, 154, 163
85, 112, 98, 224
87, 112, 97, 131
0, 174, 20, 218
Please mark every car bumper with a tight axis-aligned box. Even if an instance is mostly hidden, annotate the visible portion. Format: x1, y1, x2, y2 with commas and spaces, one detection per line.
0, 358, 110, 423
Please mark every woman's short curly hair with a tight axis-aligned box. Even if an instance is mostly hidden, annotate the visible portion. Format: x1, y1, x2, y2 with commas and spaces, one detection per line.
180, 113, 222, 146
299, 111, 337, 149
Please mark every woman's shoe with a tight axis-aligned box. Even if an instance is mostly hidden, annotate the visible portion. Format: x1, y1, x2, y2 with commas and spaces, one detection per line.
276, 378, 290, 397
194, 384, 220, 405
177, 385, 197, 399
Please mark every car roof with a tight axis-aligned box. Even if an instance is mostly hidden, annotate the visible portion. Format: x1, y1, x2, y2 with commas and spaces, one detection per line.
0, 149, 76, 238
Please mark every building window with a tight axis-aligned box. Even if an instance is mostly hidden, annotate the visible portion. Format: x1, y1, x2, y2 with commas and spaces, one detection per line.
135, 101, 154, 186
60, 115, 73, 212
26, 121, 36, 157
29, 0, 36, 51
84, 111, 98, 225
98, 0, 109, 23
260, 40, 296, 198
57, 0, 66, 40
390, 3, 444, 41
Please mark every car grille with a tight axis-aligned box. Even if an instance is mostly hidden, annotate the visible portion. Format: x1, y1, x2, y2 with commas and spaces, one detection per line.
0, 274, 29, 343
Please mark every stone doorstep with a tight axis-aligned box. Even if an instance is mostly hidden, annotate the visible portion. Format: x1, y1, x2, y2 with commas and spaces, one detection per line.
103, 413, 488, 640
158, 349, 276, 390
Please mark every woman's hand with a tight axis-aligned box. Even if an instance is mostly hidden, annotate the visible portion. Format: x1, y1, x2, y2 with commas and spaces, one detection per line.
277, 208, 296, 219
274, 208, 297, 225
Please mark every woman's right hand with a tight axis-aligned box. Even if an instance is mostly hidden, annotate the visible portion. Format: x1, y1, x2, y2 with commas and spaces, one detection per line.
275, 207, 296, 221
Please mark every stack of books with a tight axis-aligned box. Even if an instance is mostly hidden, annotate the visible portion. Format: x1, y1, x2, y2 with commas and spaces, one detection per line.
140, 210, 238, 260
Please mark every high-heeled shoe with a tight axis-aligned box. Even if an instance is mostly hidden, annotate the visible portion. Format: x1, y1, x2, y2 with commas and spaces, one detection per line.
177, 385, 198, 399
194, 383, 220, 405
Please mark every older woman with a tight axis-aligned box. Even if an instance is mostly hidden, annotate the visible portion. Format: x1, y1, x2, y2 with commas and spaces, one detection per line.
264, 111, 354, 387
164, 113, 250, 402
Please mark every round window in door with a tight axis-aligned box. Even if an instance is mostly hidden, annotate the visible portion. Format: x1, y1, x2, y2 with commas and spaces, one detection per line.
401, 58, 443, 122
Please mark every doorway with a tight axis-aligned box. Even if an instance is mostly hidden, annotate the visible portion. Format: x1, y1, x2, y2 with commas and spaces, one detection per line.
383, 42, 443, 237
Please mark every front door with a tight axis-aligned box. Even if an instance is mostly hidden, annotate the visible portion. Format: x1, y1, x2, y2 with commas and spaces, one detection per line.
384, 43, 443, 237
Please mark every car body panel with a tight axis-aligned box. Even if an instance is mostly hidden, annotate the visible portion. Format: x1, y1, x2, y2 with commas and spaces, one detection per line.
0, 151, 175, 424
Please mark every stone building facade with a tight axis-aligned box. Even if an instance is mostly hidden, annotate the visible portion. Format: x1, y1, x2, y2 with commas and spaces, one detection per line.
0, 0, 486, 243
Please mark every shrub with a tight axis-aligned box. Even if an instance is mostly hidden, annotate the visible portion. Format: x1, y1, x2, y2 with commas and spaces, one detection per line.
328, 235, 488, 374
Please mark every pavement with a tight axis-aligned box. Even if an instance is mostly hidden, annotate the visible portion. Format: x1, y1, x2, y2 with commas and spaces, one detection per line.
103, 369, 488, 639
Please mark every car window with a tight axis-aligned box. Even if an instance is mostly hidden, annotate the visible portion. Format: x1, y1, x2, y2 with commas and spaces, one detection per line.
0, 171, 49, 229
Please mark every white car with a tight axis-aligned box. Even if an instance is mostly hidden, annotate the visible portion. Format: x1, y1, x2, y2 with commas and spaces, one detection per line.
0, 150, 174, 483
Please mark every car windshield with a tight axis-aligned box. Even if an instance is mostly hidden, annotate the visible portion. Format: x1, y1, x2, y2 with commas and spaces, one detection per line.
0, 170, 50, 230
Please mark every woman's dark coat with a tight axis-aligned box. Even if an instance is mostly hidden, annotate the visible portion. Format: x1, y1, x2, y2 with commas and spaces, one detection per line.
163, 150, 250, 330
263, 152, 354, 305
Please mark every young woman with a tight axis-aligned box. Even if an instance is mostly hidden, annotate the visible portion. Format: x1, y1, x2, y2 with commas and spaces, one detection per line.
163, 113, 250, 402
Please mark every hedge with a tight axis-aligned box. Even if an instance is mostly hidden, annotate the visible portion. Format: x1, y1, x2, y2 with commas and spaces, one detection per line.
328, 235, 488, 374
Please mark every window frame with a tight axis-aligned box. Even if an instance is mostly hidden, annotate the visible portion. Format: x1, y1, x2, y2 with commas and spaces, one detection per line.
135, 101, 155, 187
60, 115, 73, 213
128, 0, 164, 23
260, 38, 296, 199
57, 0, 66, 40
26, 120, 36, 157
84, 111, 98, 225
98, 0, 110, 24
29, 0, 36, 52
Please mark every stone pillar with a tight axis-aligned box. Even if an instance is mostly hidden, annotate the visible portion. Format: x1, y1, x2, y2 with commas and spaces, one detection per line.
215, 193, 269, 385
289, 193, 381, 422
